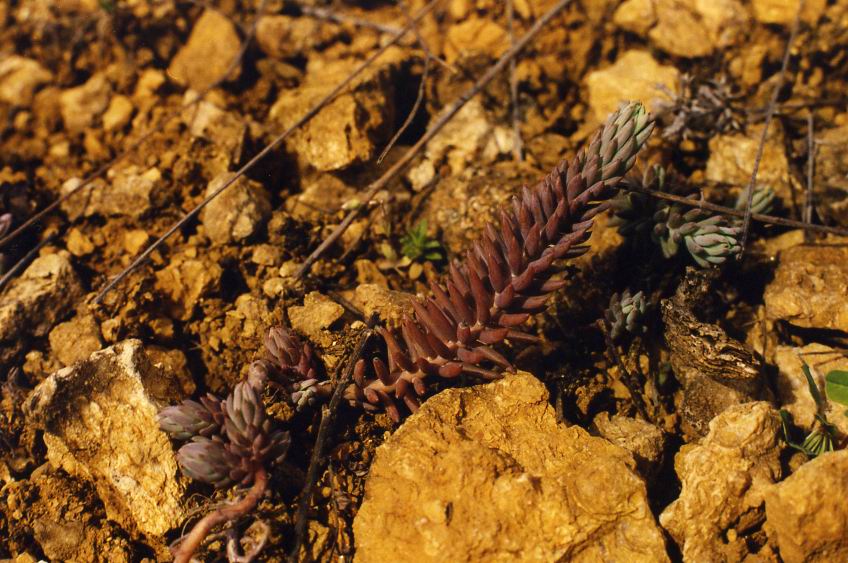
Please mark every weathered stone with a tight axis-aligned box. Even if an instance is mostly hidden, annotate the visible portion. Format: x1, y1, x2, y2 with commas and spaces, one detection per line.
48, 314, 103, 367
751, 0, 826, 25
256, 15, 324, 59
612, 0, 655, 35
60, 166, 160, 220
348, 283, 415, 327
59, 73, 111, 132
200, 172, 270, 245
813, 119, 848, 224
773, 344, 848, 437
167, 9, 241, 91
154, 253, 222, 321
24, 340, 187, 537
592, 412, 667, 481
269, 48, 407, 171
285, 174, 356, 221
443, 17, 507, 64
585, 50, 679, 124
764, 243, 848, 332
183, 97, 246, 167
706, 123, 792, 206
660, 402, 783, 561
101, 94, 134, 132
0, 253, 83, 365
288, 292, 344, 347
764, 450, 848, 562
354, 372, 669, 562
0, 55, 52, 106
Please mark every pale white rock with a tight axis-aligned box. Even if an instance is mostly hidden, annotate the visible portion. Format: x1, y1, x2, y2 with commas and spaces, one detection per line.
59, 73, 111, 132
200, 172, 270, 245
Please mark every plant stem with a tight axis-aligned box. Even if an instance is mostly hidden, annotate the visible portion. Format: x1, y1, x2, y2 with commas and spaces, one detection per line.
173, 467, 268, 563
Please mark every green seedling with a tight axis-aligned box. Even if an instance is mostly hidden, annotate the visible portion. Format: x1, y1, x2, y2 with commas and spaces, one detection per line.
400, 220, 443, 263
779, 363, 838, 458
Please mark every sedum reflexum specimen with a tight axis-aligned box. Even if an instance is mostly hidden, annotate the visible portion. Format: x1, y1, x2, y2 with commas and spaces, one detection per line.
343, 102, 655, 421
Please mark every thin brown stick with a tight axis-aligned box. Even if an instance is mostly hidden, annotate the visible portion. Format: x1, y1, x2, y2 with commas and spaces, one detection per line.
172, 467, 268, 563
0, 0, 267, 250
397, 0, 455, 72
507, 0, 523, 161
0, 234, 55, 295
738, 0, 804, 252
93, 1, 440, 304
298, 4, 403, 35
377, 54, 431, 164
288, 329, 372, 563
623, 182, 848, 238
296, 0, 575, 279
804, 112, 816, 243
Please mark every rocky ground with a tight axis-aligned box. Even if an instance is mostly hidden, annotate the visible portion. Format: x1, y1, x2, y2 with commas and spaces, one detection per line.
1, 0, 848, 561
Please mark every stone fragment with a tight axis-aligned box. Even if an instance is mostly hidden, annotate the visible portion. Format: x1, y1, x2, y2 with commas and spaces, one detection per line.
288, 292, 344, 346
200, 172, 270, 245
0, 55, 53, 106
60, 166, 160, 220
154, 253, 222, 321
660, 402, 783, 561
585, 50, 679, 124
65, 228, 95, 257
101, 94, 134, 131
183, 97, 246, 165
443, 17, 507, 64
269, 48, 406, 171
751, 0, 826, 25
24, 340, 187, 537
348, 283, 415, 327
285, 174, 356, 221
706, 123, 792, 206
48, 314, 103, 367
812, 120, 848, 224
764, 243, 848, 332
764, 450, 848, 562
59, 73, 111, 132
354, 372, 669, 563
592, 412, 667, 481
167, 9, 241, 91
773, 344, 848, 437
256, 15, 323, 59
0, 253, 83, 365
613, 0, 655, 35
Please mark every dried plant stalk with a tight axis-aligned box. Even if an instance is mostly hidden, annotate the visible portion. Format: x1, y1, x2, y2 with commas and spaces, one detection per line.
344, 102, 655, 421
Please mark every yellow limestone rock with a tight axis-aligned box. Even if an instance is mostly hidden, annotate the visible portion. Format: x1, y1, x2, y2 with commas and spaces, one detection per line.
354, 371, 669, 562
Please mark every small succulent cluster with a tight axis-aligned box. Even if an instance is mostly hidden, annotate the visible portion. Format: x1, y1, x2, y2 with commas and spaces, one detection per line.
653, 73, 743, 142
158, 380, 290, 488
612, 165, 775, 267
340, 102, 655, 421
250, 326, 330, 411
605, 289, 648, 341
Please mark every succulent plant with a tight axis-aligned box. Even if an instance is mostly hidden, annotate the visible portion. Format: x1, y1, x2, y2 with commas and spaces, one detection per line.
653, 73, 743, 142
605, 289, 648, 341
258, 326, 331, 411
158, 381, 289, 488
734, 186, 776, 217
342, 102, 655, 421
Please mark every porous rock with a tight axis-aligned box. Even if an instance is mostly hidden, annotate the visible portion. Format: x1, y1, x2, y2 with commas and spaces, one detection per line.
255, 14, 325, 59
585, 50, 679, 125
0, 253, 83, 365
154, 252, 222, 321
101, 94, 134, 132
60, 166, 160, 220
348, 283, 415, 327
443, 17, 507, 64
288, 292, 344, 347
0, 55, 53, 106
773, 344, 848, 437
706, 123, 792, 206
200, 172, 270, 245
751, 0, 826, 25
660, 402, 783, 561
48, 313, 103, 367
354, 371, 669, 562
183, 97, 247, 168
167, 9, 241, 91
764, 450, 848, 562
59, 73, 111, 132
764, 243, 848, 332
24, 340, 187, 537
592, 412, 667, 482
269, 47, 407, 171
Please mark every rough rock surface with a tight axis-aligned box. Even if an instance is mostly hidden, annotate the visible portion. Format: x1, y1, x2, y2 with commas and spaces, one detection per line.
154, 251, 222, 321
0, 55, 52, 106
0, 253, 83, 365
255, 15, 324, 59
706, 123, 792, 205
288, 292, 345, 347
200, 172, 270, 245
48, 314, 103, 367
167, 9, 241, 91
751, 0, 826, 24
585, 50, 679, 124
348, 283, 415, 327
58, 73, 111, 132
773, 344, 848, 437
764, 243, 848, 332
660, 402, 783, 561
61, 166, 160, 220
269, 48, 406, 171
183, 97, 247, 171
614, 0, 747, 58
813, 119, 848, 223
764, 450, 848, 562
591, 412, 667, 481
24, 340, 187, 537
354, 372, 669, 562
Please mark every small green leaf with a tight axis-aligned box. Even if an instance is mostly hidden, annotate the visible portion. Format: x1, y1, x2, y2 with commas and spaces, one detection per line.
825, 370, 848, 407
801, 363, 826, 412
